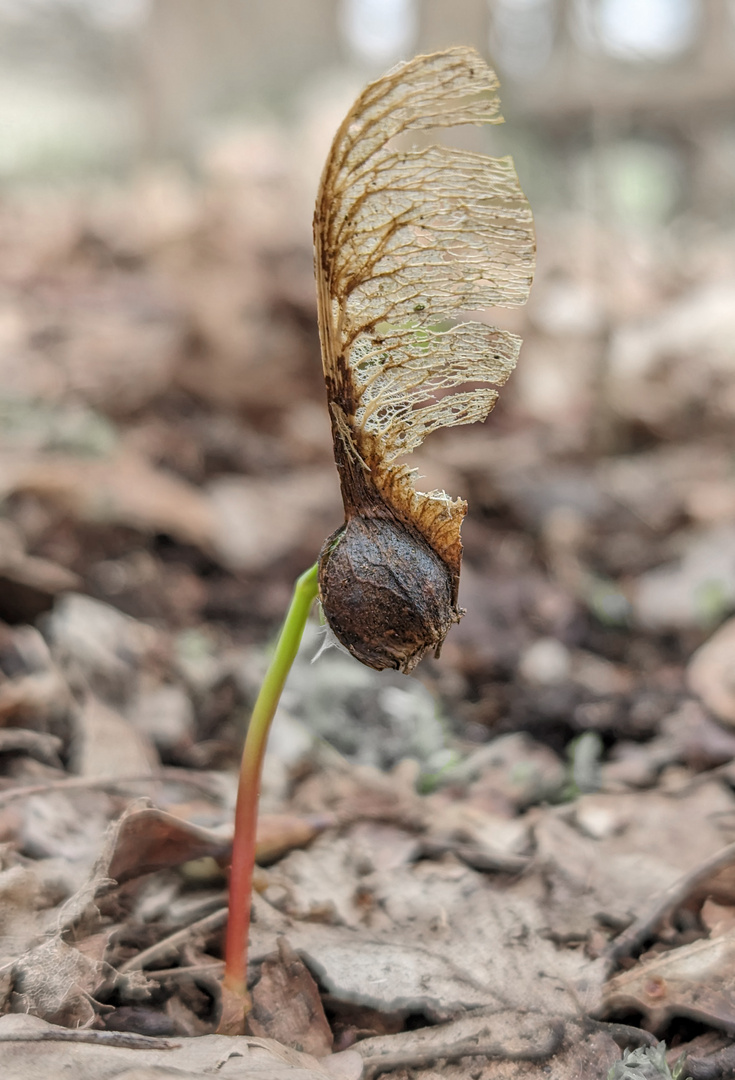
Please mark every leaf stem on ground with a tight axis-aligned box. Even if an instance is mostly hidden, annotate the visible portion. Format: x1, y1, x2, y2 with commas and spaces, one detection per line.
223, 562, 319, 1000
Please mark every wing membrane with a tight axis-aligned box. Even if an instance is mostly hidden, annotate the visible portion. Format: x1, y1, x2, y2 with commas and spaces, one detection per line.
314, 46, 535, 581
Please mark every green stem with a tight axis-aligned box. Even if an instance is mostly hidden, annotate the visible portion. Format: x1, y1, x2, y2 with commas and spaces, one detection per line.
223, 562, 319, 998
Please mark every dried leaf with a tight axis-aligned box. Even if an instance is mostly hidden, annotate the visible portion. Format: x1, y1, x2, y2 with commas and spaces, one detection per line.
49, 802, 227, 938
254, 814, 335, 865
107, 806, 230, 884
634, 527, 735, 631
535, 782, 735, 939
688, 616, 735, 725
207, 470, 340, 573
17, 789, 112, 864
0, 858, 72, 968
0, 625, 72, 729
71, 697, 159, 780
46, 594, 163, 705
248, 938, 333, 1057
314, 47, 534, 672
288, 877, 605, 1022
10, 936, 110, 1027
0, 521, 80, 623
93, 805, 324, 888
0, 1013, 338, 1079
603, 929, 735, 1032
0, 728, 63, 768
15, 452, 216, 551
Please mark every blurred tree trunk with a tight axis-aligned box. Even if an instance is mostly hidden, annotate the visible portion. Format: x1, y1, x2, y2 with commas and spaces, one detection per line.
415, 0, 488, 53
139, 0, 343, 157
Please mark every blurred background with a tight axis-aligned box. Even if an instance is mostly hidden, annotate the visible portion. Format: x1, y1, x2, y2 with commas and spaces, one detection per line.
2, 0, 735, 217
1, 0, 735, 768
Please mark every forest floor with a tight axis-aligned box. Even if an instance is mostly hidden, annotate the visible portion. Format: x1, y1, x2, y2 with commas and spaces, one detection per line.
1, 149, 735, 1079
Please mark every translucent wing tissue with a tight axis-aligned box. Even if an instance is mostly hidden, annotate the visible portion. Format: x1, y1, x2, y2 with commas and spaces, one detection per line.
315, 47, 535, 673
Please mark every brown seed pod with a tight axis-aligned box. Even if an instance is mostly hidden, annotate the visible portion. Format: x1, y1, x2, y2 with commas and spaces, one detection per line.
314, 47, 535, 673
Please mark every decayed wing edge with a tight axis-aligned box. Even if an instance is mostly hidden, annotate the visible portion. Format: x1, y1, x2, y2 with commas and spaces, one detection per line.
313, 47, 535, 587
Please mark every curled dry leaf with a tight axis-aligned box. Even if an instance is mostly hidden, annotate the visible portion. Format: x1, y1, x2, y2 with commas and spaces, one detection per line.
248, 937, 333, 1058
602, 928, 735, 1033
314, 46, 535, 672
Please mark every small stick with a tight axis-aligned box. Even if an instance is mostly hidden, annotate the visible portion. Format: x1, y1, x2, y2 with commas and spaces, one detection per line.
0, 768, 225, 808
0, 1029, 178, 1049
223, 563, 319, 1003
119, 907, 228, 973
605, 839, 735, 974
146, 962, 225, 981
361, 1021, 564, 1079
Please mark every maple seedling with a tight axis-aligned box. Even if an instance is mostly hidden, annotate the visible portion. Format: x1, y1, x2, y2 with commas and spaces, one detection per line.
223, 562, 318, 1002
222, 46, 534, 1027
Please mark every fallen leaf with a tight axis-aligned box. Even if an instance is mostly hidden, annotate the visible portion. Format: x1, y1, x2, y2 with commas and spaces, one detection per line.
602, 929, 735, 1033
11, 936, 112, 1027
0, 728, 63, 767
254, 814, 335, 866
0, 1013, 337, 1079
0, 857, 73, 968
652, 699, 735, 771
71, 697, 159, 780
422, 800, 531, 873
16, 452, 216, 550
268, 835, 378, 929
0, 625, 72, 729
206, 470, 340, 573
700, 898, 735, 936
17, 789, 112, 865
535, 782, 735, 938
248, 938, 333, 1057
46, 593, 163, 705
288, 866, 605, 1022
129, 684, 196, 757
634, 527, 735, 631
0, 520, 80, 623
107, 806, 230, 884
439, 731, 567, 812
688, 616, 735, 725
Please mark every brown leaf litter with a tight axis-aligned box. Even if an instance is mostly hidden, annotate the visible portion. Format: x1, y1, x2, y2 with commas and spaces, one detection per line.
0, 106, 735, 1078
3, 582, 735, 1077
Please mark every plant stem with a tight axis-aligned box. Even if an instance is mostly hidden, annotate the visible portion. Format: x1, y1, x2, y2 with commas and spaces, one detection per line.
223, 562, 319, 998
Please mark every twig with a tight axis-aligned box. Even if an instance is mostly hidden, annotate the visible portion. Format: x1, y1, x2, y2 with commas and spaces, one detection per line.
118, 907, 228, 973
0, 768, 226, 808
0, 1029, 178, 1049
146, 961, 224, 981
584, 1019, 658, 1049
605, 839, 735, 974
360, 1021, 564, 1079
